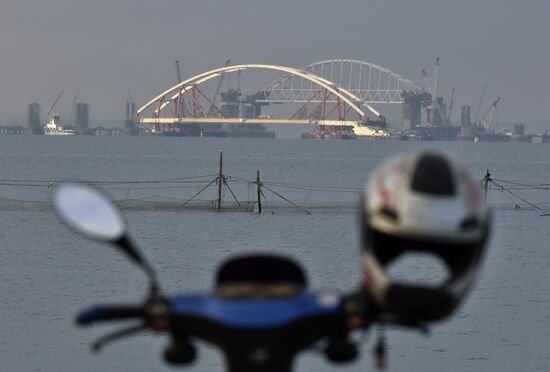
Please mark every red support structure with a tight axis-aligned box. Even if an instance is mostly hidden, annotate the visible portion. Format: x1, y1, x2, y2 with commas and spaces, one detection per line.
191, 87, 197, 118
324, 96, 342, 119
189, 87, 208, 117
321, 88, 328, 120
342, 101, 346, 120
166, 98, 176, 117
344, 105, 353, 118
175, 90, 183, 119
307, 101, 323, 120
187, 97, 193, 116
193, 85, 227, 118
183, 100, 194, 117
155, 97, 164, 119
289, 88, 323, 119
154, 97, 165, 132
336, 99, 347, 120
191, 88, 198, 117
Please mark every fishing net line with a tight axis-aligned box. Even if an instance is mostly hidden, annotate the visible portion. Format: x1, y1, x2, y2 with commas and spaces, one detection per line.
0, 175, 359, 213
0, 173, 545, 214
484, 177, 550, 214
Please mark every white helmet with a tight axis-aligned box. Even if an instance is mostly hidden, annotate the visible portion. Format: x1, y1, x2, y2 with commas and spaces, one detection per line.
361, 151, 490, 323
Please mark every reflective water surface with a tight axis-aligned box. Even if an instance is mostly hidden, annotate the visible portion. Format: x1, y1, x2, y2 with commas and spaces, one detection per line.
1, 136, 550, 371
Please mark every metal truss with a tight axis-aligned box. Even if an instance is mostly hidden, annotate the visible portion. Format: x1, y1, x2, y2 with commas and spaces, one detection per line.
260, 59, 424, 104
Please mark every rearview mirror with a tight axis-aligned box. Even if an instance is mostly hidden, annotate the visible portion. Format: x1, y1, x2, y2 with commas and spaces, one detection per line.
53, 183, 125, 242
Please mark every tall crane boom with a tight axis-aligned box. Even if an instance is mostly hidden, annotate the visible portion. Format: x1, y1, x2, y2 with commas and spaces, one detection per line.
174, 61, 185, 118
432, 57, 441, 125
445, 87, 455, 126
475, 84, 487, 125
47, 90, 64, 117
208, 59, 231, 116
420, 69, 430, 94
175, 60, 182, 83
481, 97, 500, 131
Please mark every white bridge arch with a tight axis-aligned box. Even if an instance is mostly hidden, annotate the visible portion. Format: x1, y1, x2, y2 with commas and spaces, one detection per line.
260, 59, 423, 105
136, 64, 371, 123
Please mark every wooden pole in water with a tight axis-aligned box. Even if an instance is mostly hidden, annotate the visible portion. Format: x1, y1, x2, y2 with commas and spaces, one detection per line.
483, 169, 491, 201
217, 149, 223, 211
256, 170, 262, 214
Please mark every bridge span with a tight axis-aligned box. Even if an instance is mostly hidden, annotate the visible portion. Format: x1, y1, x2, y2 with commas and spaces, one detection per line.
141, 117, 359, 127
134, 60, 426, 136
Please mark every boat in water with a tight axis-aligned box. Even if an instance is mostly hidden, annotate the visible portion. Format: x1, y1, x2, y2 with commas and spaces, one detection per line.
44, 116, 76, 136
351, 122, 390, 139
301, 121, 391, 140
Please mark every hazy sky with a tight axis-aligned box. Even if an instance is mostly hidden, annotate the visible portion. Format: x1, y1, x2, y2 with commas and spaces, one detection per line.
1, 0, 549, 124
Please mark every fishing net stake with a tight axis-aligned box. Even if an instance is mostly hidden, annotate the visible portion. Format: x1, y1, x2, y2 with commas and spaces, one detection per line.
483, 169, 491, 201
217, 149, 223, 210
256, 170, 262, 214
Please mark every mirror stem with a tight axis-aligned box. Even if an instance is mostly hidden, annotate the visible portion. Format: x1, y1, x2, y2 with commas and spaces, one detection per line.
144, 263, 160, 295
115, 235, 161, 294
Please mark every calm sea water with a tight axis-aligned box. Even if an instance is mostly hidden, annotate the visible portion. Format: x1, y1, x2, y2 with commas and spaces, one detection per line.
1, 136, 550, 372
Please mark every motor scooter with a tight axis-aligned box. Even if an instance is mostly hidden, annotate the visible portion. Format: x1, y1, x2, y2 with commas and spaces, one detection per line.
53, 183, 428, 372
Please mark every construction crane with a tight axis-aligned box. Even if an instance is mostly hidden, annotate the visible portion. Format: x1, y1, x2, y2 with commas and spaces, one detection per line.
420, 69, 430, 94
420, 58, 444, 125
431, 58, 445, 126
208, 59, 231, 116
480, 97, 500, 131
174, 60, 185, 118
175, 60, 182, 83
445, 87, 455, 126
475, 84, 487, 126
47, 90, 64, 117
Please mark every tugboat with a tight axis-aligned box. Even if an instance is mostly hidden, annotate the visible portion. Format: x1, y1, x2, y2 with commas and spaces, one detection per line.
44, 115, 76, 136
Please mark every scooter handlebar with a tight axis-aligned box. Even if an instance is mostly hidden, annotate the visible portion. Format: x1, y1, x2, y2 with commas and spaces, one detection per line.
76, 305, 144, 326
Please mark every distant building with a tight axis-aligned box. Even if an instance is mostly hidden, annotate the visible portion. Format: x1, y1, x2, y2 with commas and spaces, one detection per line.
401, 92, 429, 130
75, 103, 89, 132
402, 99, 421, 130
28, 103, 41, 134
221, 89, 241, 118
125, 100, 136, 121
125, 99, 138, 135
460, 105, 471, 126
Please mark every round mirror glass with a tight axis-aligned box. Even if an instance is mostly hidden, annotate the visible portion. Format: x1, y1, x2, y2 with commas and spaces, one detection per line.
53, 183, 125, 241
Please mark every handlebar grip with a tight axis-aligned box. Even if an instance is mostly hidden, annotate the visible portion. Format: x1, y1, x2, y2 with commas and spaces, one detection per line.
76, 306, 144, 326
